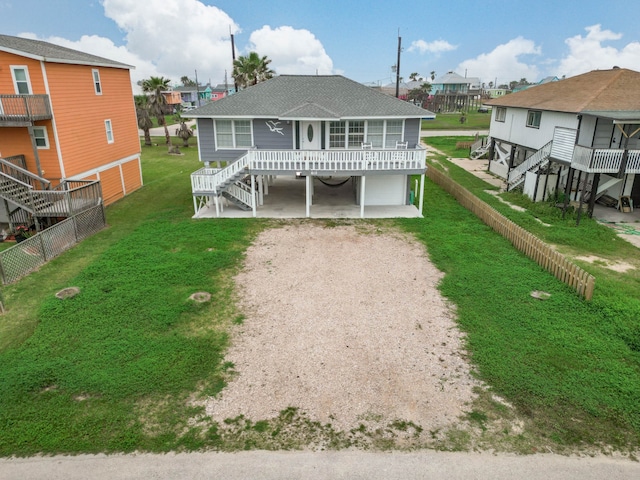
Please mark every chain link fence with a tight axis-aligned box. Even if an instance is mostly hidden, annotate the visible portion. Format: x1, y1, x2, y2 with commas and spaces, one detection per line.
0, 205, 106, 284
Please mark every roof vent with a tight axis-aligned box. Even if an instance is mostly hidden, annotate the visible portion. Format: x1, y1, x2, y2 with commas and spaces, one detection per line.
613, 66, 620, 69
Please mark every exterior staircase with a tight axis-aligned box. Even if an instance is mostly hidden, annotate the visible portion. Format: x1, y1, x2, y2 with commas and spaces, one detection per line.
506, 140, 553, 191
191, 153, 255, 212
0, 156, 103, 231
470, 136, 491, 159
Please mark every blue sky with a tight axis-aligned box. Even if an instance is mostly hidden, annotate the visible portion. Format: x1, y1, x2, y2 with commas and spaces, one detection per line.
2, 0, 639, 90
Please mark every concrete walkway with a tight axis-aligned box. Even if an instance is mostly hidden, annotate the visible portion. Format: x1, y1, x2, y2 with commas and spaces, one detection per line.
1, 450, 638, 480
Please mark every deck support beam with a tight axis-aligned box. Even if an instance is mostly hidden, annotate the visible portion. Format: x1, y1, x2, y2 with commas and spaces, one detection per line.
360, 175, 366, 218
305, 175, 311, 217
418, 172, 425, 215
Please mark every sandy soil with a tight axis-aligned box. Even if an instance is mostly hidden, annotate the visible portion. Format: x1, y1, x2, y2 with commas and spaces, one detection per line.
204, 222, 481, 434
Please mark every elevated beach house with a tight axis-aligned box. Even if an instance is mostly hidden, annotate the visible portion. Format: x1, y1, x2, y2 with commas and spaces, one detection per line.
187, 75, 434, 218
0, 34, 142, 232
484, 67, 640, 215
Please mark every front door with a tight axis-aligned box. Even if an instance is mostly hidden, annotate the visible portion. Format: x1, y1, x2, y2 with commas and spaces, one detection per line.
301, 121, 321, 150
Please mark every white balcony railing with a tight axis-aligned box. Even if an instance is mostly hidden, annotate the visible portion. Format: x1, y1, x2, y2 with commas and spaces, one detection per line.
191, 147, 427, 194
571, 146, 640, 174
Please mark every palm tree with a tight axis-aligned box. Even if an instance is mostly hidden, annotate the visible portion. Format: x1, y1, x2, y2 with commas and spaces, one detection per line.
430, 71, 436, 81
409, 72, 420, 82
232, 52, 275, 89
174, 113, 194, 147
135, 95, 153, 146
141, 76, 172, 146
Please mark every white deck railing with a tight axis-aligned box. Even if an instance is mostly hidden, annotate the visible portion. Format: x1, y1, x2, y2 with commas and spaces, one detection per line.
191, 147, 427, 194
572, 146, 640, 174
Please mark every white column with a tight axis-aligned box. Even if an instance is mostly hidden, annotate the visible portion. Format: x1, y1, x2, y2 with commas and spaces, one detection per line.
258, 175, 264, 206
251, 175, 257, 217
214, 196, 220, 217
360, 175, 366, 218
264, 174, 269, 195
306, 175, 311, 217
418, 173, 425, 216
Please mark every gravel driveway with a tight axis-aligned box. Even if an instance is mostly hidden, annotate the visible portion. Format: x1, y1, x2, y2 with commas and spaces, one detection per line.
204, 222, 481, 441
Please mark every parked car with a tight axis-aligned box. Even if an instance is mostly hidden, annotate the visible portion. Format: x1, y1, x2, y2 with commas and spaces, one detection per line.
477, 106, 489, 113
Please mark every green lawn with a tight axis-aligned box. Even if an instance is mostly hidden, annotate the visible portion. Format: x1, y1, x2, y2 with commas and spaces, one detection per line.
422, 111, 491, 130
0, 136, 638, 455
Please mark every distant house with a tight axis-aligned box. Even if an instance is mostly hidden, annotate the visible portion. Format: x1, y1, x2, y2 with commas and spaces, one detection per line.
0, 34, 142, 230
485, 67, 640, 213
186, 75, 435, 218
175, 83, 230, 108
428, 71, 480, 112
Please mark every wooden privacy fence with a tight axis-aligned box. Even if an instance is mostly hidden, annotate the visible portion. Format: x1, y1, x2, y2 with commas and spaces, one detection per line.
427, 167, 595, 300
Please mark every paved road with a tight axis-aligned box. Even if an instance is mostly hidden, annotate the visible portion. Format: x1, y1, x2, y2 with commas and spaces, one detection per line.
1, 450, 639, 480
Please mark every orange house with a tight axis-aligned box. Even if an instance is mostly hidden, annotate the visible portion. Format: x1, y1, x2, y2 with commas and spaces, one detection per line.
0, 34, 142, 227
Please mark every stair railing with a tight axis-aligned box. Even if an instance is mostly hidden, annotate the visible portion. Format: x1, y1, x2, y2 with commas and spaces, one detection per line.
507, 140, 553, 189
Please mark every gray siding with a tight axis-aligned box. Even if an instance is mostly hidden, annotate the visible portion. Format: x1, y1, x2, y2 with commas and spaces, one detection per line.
197, 118, 216, 163
404, 118, 421, 148
196, 118, 248, 164
253, 118, 294, 149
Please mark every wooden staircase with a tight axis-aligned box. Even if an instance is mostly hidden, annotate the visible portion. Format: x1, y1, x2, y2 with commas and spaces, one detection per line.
507, 140, 553, 191
0, 157, 103, 231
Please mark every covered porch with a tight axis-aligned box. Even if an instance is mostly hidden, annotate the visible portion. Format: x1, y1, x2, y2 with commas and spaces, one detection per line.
192, 175, 424, 219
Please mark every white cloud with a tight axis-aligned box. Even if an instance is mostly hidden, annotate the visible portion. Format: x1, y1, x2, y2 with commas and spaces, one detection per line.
558, 24, 640, 77
457, 37, 541, 85
408, 39, 456, 54
247, 25, 334, 75
20, 33, 161, 93
19, 1, 336, 92
102, 0, 239, 86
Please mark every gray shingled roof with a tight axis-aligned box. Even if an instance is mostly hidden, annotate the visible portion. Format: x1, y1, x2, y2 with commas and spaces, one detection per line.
0, 34, 133, 69
186, 75, 435, 119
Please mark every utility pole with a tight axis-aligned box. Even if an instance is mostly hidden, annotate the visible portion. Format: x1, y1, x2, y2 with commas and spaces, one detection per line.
195, 69, 200, 107
230, 26, 238, 93
395, 32, 402, 98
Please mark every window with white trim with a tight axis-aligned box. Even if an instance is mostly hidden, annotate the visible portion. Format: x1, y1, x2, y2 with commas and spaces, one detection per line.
105, 119, 114, 143
366, 120, 384, 147
495, 107, 506, 122
215, 119, 252, 148
526, 110, 541, 128
33, 126, 49, 149
348, 120, 365, 147
385, 120, 403, 146
92, 69, 102, 95
329, 121, 346, 148
11, 66, 31, 94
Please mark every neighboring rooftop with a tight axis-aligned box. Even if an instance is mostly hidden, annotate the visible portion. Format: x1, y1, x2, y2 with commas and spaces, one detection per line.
0, 34, 133, 69
486, 68, 640, 116
186, 75, 435, 119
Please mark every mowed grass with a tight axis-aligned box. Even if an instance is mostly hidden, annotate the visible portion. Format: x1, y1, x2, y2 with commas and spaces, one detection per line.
396, 140, 640, 450
422, 111, 491, 131
0, 138, 263, 455
0, 135, 639, 455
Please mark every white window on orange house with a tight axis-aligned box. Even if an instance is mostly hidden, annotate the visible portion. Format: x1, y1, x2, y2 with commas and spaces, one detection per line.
105, 119, 114, 143
11, 66, 32, 94
92, 69, 102, 95
32, 126, 50, 148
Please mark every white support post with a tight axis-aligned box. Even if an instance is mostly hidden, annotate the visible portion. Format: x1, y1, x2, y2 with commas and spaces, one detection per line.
306, 175, 311, 217
214, 195, 220, 217
258, 175, 264, 206
264, 175, 269, 195
251, 174, 257, 217
193, 196, 199, 217
360, 175, 366, 218
418, 173, 425, 215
